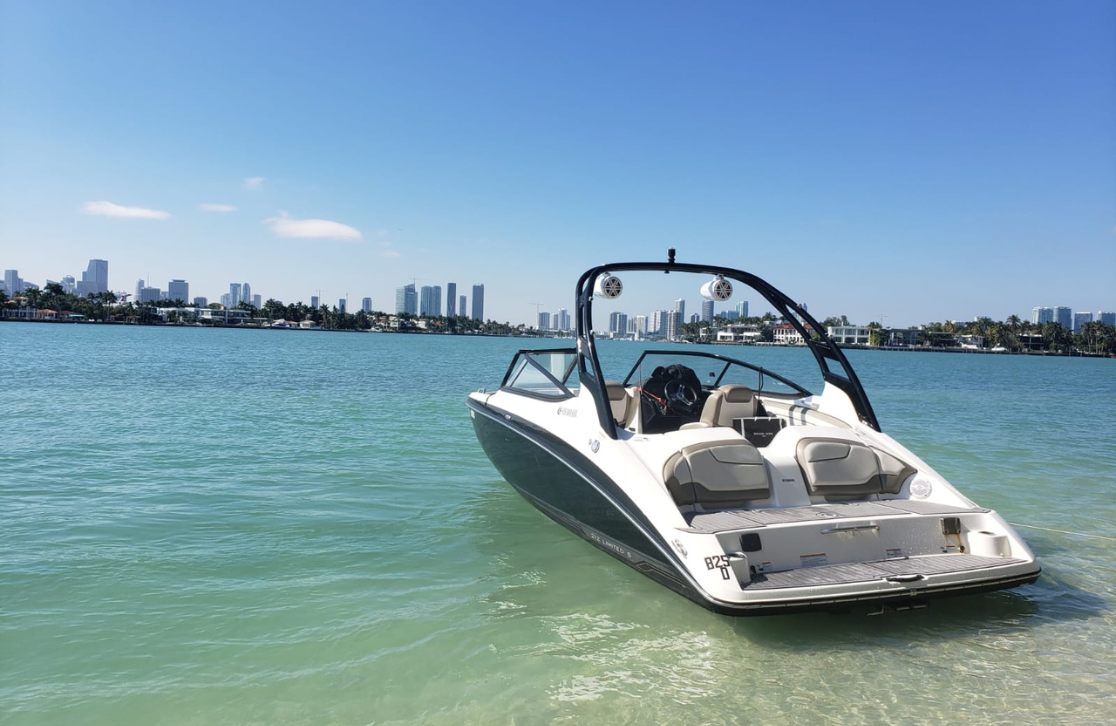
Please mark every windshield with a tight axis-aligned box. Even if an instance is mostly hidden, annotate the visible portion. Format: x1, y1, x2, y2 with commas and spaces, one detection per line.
501, 349, 579, 400
620, 350, 811, 397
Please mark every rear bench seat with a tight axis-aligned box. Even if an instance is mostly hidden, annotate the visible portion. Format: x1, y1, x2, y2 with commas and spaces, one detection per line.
796, 438, 916, 500
663, 441, 771, 510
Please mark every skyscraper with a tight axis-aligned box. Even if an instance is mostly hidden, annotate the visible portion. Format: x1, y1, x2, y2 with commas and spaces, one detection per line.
1100, 311, 1116, 326
3, 270, 24, 295
76, 259, 108, 295
311, 295, 320, 309
1073, 311, 1093, 333
634, 315, 647, 336
1055, 307, 1072, 330
471, 284, 485, 321
674, 298, 685, 322
651, 310, 667, 336
242, 282, 252, 306
339, 298, 346, 313
701, 299, 714, 323
538, 311, 551, 330
446, 283, 456, 317
135, 279, 145, 301
362, 297, 372, 313
419, 285, 442, 316
193, 297, 208, 307
1032, 306, 1054, 325
61, 275, 76, 294
167, 279, 189, 303
609, 312, 628, 334
736, 301, 749, 319
395, 284, 417, 315
557, 308, 571, 332
229, 283, 242, 308
666, 310, 681, 340
252, 294, 261, 309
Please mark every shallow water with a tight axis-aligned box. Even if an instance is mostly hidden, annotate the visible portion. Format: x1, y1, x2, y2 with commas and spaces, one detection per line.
2, 324, 1114, 725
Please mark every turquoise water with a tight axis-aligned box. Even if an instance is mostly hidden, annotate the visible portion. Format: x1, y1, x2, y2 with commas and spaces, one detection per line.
2, 324, 1114, 725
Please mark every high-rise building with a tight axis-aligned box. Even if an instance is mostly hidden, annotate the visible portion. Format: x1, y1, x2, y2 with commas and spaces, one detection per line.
139, 286, 162, 303
242, 283, 252, 307
690, 313, 700, 323
736, 301, 749, 319
471, 284, 485, 321
395, 284, 418, 315
651, 310, 667, 337
362, 297, 372, 313
666, 310, 681, 340
557, 308, 571, 332
538, 311, 551, 330
251, 294, 261, 309
76, 259, 108, 295
701, 299, 714, 323
4, 269, 25, 295
311, 295, 320, 309
1055, 307, 1072, 330
220, 293, 232, 308
1031, 306, 1054, 325
61, 275, 76, 294
193, 297, 208, 307
135, 279, 145, 301
634, 315, 647, 336
459, 295, 467, 317
167, 279, 189, 303
419, 285, 442, 316
338, 298, 346, 313
1099, 311, 1116, 326
229, 283, 242, 308
1073, 311, 1093, 333
446, 283, 456, 317
609, 312, 627, 334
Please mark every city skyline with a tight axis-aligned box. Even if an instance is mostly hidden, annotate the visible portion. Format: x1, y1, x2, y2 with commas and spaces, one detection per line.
3, 257, 1112, 332
1, 4, 1113, 326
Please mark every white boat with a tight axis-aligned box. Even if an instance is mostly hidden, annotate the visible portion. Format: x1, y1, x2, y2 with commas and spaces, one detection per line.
467, 251, 1040, 615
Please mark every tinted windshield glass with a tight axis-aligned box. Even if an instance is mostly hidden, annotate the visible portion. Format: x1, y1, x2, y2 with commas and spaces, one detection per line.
503, 349, 578, 399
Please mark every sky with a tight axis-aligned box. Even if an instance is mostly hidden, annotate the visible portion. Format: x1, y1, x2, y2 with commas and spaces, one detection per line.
1, 0, 1113, 326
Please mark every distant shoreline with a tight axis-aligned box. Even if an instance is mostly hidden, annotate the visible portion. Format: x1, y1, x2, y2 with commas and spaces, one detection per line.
4, 316, 1112, 358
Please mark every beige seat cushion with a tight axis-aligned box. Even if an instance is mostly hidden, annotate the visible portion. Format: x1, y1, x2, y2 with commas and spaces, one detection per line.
796, 438, 915, 499
604, 381, 635, 428
697, 384, 758, 428
663, 441, 770, 509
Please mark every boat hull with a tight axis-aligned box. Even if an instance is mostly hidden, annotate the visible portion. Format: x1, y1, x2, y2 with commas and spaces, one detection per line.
468, 399, 705, 605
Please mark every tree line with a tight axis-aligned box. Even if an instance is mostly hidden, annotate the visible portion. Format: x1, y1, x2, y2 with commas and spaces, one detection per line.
0, 285, 526, 337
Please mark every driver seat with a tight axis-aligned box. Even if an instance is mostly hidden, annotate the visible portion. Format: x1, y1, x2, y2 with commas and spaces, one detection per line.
682, 384, 758, 430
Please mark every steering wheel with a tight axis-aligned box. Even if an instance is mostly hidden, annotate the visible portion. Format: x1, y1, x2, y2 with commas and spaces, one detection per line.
664, 378, 699, 414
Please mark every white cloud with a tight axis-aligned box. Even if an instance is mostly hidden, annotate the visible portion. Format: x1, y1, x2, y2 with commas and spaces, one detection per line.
264, 212, 362, 241
199, 203, 237, 212
82, 201, 171, 220
244, 176, 266, 190
382, 249, 401, 258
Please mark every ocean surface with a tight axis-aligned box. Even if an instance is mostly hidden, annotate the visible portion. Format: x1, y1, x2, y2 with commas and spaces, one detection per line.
2, 323, 1115, 725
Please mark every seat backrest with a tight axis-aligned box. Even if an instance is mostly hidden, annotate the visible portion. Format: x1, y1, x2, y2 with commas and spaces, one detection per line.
604, 381, 635, 428
698, 384, 757, 428
796, 438, 915, 500
663, 441, 771, 509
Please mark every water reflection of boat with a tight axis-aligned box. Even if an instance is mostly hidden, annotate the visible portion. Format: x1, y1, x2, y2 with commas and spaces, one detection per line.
468, 250, 1041, 615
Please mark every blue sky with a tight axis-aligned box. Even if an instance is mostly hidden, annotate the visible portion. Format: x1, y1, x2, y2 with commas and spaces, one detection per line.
1, 1, 1113, 325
